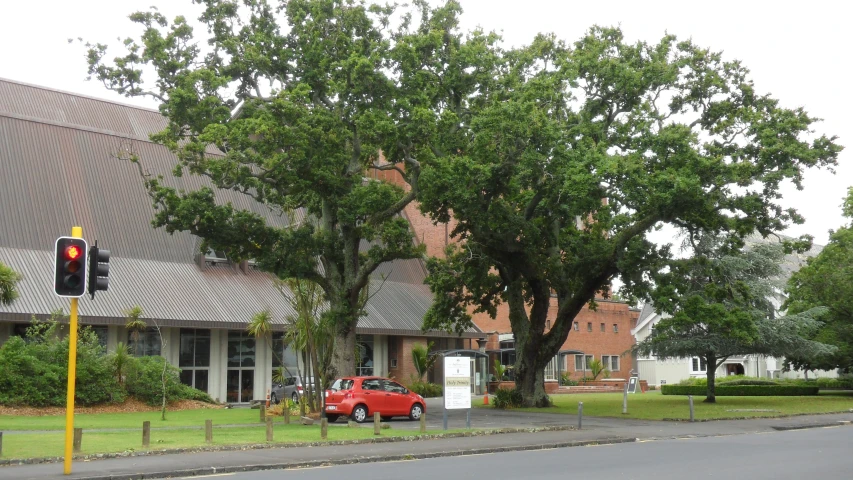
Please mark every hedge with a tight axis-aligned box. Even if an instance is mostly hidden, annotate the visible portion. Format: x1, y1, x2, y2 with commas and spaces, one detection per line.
661, 385, 820, 396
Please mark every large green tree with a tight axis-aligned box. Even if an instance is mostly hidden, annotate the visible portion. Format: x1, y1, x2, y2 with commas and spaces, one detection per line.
85, 0, 494, 377
419, 28, 841, 406
784, 187, 853, 373
635, 235, 832, 402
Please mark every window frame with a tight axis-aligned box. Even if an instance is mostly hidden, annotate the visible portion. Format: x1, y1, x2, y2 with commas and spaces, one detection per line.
690, 357, 708, 374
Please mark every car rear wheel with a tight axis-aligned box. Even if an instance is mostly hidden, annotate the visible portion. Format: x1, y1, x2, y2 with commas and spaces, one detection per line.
409, 403, 423, 421
325, 414, 339, 423
292, 392, 299, 403
351, 404, 368, 423
270, 393, 278, 405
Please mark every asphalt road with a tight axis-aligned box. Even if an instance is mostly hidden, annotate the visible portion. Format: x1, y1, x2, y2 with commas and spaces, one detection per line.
209, 425, 853, 480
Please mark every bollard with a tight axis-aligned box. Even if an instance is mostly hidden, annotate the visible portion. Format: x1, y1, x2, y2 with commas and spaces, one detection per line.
266, 417, 274, 442
622, 383, 628, 415
689, 395, 695, 422
578, 402, 583, 430
205, 420, 213, 443
321, 418, 328, 440
0, 431, 3, 457
284, 406, 291, 425
142, 421, 150, 448
374, 412, 381, 435
466, 409, 471, 429
73, 428, 83, 453
420, 412, 426, 433
260, 405, 266, 422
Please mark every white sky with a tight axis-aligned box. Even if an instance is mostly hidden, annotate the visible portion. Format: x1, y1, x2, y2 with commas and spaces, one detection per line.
1, 0, 850, 246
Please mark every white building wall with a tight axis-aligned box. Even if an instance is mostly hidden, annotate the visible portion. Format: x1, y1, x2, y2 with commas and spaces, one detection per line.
373, 335, 388, 377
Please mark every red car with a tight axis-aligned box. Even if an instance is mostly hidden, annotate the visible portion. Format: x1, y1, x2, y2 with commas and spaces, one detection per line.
324, 376, 425, 423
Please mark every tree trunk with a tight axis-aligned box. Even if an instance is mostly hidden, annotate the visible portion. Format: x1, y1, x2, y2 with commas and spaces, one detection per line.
704, 354, 716, 403
330, 325, 357, 379
514, 338, 552, 408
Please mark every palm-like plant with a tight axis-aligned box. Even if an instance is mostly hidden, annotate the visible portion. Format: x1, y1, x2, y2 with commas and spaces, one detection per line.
0, 261, 22, 306
111, 342, 131, 385
412, 342, 437, 380
493, 359, 507, 382
124, 306, 146, 356
247, 309, 288, 387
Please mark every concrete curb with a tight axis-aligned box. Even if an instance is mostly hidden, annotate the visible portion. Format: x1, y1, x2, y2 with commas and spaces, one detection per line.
57, 436, 638, 480
661, 409, 853, 422
771, 420, 852, 431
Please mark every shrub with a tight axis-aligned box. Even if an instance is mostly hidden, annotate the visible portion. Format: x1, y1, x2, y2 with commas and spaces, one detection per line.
124, 356, 184, 405
407, 380, 443, 398
492, 387, 523, 409
661, 385, 819, 396
559, 372, 578, 386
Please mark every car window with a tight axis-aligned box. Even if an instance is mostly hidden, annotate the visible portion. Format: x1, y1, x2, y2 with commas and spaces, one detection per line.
331, 379, 354, 391
383, 380, 407, 394
361, 379, 382, 391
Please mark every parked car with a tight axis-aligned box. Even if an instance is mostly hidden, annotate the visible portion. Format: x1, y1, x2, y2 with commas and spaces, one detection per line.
324, 376, 425, 423
270, 375, 317, 404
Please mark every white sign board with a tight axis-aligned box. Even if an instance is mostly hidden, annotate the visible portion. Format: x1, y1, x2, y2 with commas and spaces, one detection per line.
443, 356, 471, 409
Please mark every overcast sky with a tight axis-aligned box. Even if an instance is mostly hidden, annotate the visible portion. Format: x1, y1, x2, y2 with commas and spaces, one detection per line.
1, 0, 850, 245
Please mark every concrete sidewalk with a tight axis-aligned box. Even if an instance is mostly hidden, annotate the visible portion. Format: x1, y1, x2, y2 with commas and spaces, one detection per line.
2, 410, 852, 480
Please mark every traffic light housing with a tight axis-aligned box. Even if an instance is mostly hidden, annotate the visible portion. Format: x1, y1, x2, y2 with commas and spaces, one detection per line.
88, 241, 110, 299
54, 237, 88, 297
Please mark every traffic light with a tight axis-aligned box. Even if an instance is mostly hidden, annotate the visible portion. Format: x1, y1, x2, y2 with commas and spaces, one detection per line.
54, 237, 88, 297
88, 240, 110, 299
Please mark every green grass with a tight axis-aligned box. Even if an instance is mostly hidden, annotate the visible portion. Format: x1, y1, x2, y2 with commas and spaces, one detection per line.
478, 390, 853, 420
0, 408, 265, 431
0, 422, 467, 460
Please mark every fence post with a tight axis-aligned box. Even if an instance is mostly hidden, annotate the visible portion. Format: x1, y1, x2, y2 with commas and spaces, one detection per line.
374, 412, 381, 435
284, 406, 291, 425
578, 402, 583, 430
689, 395, 695, 422
73, 428, 83, 453
420, 412, 426, 433
142, 421, 150, 447
321, 418, 328, 440
205, 420, 213, 444
622, 382, 628, 414
266, 417, 274, 442
0, 431, 3, 457
260, 405, 266, 422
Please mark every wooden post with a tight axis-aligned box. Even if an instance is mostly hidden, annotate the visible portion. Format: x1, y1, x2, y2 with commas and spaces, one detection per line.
260, 405, 266, 422
374, 412, 381, 435
0, 431, 3, 457
266, 417, 273, 442
321, 418, 328, 440
419, 412, 426, 433
205, 420, 213, 443
284, 405, 291, 424
142, 421, 150, 447
73, 428, 83, 453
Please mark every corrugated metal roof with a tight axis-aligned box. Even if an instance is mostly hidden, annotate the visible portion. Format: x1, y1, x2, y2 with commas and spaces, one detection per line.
0, 78, 479, 338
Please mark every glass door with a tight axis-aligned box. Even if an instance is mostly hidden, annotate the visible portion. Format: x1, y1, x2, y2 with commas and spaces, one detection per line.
227, 331, 255, 403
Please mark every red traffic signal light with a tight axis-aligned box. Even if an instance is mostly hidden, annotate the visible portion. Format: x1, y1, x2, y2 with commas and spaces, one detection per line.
54, 237, 88, 297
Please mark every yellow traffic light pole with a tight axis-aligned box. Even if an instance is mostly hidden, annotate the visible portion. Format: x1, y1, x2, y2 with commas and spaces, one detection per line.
63, 226, 82, 475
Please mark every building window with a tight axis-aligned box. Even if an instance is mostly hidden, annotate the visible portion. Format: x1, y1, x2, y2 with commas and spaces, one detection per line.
12, 323, 31, 340
179, 329, 210, 392
356, 335, 374, 376
89, 326, 108, 349
575, 354, 595, 371
573, 322, 579, 331
691, 357, 707, 374
544, 355, 559, 381
600, 323, 605, 332
587, 322, 592, 332
602, 355, 620, 372
128, 328, 162, 357
388, 336, 398, 369
613, 324, 619, 333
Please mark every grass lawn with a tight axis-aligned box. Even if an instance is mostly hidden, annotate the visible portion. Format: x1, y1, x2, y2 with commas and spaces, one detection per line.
0, 408, 266, 431
0, 422, 465, 460
478, 390, 853, 420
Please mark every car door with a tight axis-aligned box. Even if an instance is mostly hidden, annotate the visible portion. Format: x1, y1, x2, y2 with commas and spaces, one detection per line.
382, 380, 410, 416
359, 378, 386, 414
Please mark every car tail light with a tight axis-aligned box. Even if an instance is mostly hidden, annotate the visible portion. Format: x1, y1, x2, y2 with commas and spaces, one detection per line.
297, 386, 303, 392
344, 392, 353, 399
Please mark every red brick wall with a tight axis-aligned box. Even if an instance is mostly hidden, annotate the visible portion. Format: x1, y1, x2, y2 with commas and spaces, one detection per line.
387, 336, 429, 385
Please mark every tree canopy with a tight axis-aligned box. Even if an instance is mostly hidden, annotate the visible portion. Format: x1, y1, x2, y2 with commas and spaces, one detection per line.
635, 235, 832, 402
85, 0, 493, 376
785, 187, 853, 373
418, 27, 841, 406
